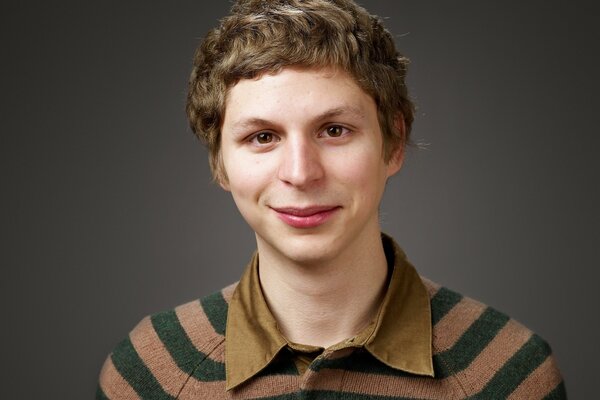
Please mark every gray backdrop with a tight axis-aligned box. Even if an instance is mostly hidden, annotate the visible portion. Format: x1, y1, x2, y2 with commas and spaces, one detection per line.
2, 1, 598, 398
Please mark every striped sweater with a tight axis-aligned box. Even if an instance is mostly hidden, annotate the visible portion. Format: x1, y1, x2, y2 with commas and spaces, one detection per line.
97, 278, 566, 399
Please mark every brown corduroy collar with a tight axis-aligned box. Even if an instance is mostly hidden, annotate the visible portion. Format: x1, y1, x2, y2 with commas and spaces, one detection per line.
225, 233, 434, 390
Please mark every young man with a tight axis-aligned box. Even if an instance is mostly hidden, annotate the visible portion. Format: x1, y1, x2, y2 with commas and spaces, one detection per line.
97, 0, 566, 398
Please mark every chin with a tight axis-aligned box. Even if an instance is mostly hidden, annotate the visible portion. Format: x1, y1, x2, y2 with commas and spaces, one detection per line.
280, 247, 338, 266
261, 230, 344, 265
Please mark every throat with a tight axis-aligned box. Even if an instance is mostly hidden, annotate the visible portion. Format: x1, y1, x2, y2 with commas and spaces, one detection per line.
258, 240, 390, 348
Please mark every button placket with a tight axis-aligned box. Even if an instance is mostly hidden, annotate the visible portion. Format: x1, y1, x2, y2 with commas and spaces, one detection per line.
299, 348, 357, 393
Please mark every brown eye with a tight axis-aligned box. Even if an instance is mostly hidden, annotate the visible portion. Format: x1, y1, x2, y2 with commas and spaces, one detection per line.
255, 132, 273, 144
326, 125, 344, 137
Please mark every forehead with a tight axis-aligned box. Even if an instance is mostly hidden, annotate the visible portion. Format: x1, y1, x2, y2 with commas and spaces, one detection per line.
222, 67, 376, 128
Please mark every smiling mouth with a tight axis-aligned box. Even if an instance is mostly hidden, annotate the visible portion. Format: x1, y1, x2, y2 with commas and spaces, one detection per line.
270, 206, 341, 228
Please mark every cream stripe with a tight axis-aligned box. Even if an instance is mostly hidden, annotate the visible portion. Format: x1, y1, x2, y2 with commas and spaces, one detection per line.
453, 319, 533, 394
98, 357, 141, 400
176, 299, 223, 354
507, 355, 563, 400
433, 297, 487, 352
129, 316, 189, 397
179, 374, 299, 399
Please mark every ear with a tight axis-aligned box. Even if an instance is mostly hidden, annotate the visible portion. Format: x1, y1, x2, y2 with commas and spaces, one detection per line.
214, 152, 230, 191
386, 146, 404, 178
218, 176, 230, 191
216, 167, 230, 191
385, 115, 406, 178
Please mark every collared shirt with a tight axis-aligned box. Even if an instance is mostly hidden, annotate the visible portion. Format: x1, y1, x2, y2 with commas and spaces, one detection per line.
98, 235, 566, 399
225, 233, 434, 390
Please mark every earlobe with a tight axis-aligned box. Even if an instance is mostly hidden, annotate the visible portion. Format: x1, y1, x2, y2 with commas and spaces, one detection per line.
386, 146, 404, 177
386, 114, 406, 177
215, 152, 230, 191
218, 179, 230, 191
217, 170, 230, 191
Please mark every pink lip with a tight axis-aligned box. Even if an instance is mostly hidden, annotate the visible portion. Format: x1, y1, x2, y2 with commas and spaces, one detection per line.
271, 206, 340, 229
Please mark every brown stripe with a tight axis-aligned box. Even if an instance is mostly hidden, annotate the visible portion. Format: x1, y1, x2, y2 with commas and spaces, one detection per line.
308, 367, 462, 399
98, 357, 141, 400
179, 374, 299, 399
453, 319, 533, 394
507, 355, 563, 400
129, 316, 189, 396
176, 299, 223, 354
432, 297, 487, 352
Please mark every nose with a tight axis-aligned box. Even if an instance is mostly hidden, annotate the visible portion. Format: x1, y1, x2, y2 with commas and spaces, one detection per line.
277, 135, 324, 188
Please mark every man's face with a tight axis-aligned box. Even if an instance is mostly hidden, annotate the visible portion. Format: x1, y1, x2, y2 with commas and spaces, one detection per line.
220, 67, 402, 264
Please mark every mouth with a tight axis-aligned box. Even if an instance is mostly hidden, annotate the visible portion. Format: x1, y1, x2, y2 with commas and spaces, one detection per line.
270, 206, 341, 229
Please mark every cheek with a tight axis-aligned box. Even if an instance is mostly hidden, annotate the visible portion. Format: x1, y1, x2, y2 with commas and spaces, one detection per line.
225, 154, 271, 202
332, 147, 386, 189
225, 156, 277, 232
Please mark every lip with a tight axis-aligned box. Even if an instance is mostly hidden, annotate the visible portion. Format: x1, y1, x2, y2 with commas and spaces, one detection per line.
271, 206, 340, 229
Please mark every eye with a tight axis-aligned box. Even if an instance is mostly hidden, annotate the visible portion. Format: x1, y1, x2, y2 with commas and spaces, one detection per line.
324, 125, 348, 138
251, 131, 276, 144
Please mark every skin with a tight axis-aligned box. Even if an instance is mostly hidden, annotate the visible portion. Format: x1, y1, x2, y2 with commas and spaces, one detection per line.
220, 67, 404, 347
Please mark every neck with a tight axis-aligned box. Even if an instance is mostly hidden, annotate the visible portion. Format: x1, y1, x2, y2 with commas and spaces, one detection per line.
257, 229, 389, 348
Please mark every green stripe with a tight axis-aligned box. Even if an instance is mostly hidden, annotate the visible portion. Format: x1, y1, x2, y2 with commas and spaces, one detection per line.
200, 291, 228, 335
470, 334, 555, 399
95, 385, 109, 400
251, 394, 300, 400
191, 352, 226, 381
301, 391, 422, 399
434, 307, 510, 377
110, 338, 174, 400
543, 381, 567, 400
151, 310, 225, 381
430, 287, 463, 325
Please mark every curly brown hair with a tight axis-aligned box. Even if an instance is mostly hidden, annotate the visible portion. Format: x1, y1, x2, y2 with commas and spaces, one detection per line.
186, 0, 414, 183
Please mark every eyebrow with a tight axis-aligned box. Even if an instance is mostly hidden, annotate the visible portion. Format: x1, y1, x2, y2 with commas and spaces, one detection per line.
315, 106, 366, 121
228, 105, 367, 134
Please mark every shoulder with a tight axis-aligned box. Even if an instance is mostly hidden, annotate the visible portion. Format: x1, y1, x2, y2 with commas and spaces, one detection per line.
96, 283, 237, 399
421, 277, 567, 399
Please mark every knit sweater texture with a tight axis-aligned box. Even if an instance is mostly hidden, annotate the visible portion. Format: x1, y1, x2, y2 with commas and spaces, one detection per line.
97, 278, 566, 399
